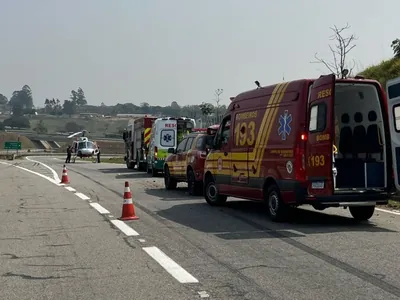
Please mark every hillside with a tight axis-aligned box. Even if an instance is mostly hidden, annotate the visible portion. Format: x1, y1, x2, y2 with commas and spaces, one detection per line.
0, 132, 35, 149
359, 57, 400, 88
0, 114, 127, 137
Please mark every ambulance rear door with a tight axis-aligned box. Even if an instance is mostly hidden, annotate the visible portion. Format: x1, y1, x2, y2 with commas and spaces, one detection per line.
305, 74, 335, 197
387, 76, 400, 191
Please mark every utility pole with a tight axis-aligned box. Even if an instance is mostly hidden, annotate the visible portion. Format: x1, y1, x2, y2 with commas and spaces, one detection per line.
214, 88, 223, 121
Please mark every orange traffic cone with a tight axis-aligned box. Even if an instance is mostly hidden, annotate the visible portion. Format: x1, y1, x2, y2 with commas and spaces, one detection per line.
60, 165, 70, 184
119, 181, 139, 220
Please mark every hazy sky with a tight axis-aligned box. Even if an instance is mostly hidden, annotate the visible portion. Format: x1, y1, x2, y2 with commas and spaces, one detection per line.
0, 0, 398, 108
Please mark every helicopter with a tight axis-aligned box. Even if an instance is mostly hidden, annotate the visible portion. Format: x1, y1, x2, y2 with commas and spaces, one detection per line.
67, 130, 99, 162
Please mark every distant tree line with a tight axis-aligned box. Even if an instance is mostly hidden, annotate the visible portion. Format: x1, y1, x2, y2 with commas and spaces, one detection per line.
0, 84, 227, 131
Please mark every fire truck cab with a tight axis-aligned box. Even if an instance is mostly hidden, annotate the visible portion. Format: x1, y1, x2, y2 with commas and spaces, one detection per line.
204, 74, 400, 222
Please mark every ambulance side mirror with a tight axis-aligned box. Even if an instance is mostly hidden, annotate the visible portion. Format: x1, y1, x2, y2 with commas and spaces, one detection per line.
168, 147, 176, 154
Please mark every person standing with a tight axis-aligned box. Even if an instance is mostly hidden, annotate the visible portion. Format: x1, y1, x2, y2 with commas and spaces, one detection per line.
65, 145, 72, 163
96, 146, 101, 163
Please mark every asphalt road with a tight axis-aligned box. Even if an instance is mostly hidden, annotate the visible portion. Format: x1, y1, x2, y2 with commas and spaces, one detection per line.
3, 156, 400, 299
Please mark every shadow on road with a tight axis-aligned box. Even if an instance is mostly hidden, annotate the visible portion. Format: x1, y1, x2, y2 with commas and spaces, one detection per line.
97, 168, 152, 179
145, 187, 203, 201
156, 200, 396, 240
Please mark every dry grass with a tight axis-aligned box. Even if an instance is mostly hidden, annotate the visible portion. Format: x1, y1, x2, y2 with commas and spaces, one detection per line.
0, 132, 35, 149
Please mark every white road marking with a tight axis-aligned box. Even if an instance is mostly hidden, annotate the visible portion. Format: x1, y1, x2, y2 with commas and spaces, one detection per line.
109, 215, 114, 218
110, 220, 139, 236
25, 157, 61, 182
90, 203, 110, 214
138, 239, 146, 243
142, 246, 199, 284
198, 291, 210, 298
65, 186, 76, 192
0, 161, 62, 186
376, 207, 400, 215
75, 192, 90, 200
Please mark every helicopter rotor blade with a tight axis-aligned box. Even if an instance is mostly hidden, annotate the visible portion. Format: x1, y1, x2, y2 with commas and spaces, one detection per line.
67, 131, 83, 138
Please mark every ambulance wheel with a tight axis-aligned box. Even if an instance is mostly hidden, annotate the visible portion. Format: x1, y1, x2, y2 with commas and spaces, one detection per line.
349, 206, 375, 221
187, 169, 202, 196
265, 184, 288, 222
204, 176, 227, 206
164, 166, 177, 190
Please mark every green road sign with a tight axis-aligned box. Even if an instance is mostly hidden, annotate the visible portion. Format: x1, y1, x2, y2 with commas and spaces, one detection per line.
4, 141, 22, 150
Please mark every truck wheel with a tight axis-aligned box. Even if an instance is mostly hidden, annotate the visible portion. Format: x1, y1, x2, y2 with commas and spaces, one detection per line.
164, 166, 177, 190
204, 176, 227, 206
349, 206, 375, 221
187, 169, 202, 196
265, 184, 288, 222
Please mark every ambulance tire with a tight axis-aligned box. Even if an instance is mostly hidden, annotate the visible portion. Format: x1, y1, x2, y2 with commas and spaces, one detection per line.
265, 184, 288, 222
204, 176, 227, 206
164, 166, 177, 190
187, 169, 202, 196
349, 205, 375, 221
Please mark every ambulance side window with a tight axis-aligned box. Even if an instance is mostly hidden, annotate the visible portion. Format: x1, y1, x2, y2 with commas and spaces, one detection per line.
309, 103, 327, 132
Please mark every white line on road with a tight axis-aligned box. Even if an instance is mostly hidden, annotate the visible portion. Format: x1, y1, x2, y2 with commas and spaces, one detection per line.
143, 246, 199, 284
65, 186, 76, 192
376, 207, 400, 215
138, 239, 146, 243
0, 161, 62, 185
25, 157, 61, 182
110, 220, 140, 236
75, 192, 90, 200
90, 203, 110, 214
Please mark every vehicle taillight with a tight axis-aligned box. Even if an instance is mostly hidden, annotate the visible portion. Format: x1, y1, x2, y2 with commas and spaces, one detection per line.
295, 133, 306, 181
154, 146, 158, 160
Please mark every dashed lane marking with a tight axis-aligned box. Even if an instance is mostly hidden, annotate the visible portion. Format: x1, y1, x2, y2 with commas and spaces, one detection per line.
143, 246, 199, 284
75, 192, 90, 200
110, 220, 140, 236
65, 186, 76, 192
90, 203, 110, 214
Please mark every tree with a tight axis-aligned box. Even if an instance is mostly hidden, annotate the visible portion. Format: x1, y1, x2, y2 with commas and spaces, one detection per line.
33, 120, 47, 133
65, 121, 82, 132
391, 39, 400, 58
199, 102, 214, 116
312, 23, 357, 78
8, 85, 34, 116
76, 87, 87, 106
44, 98, 62, 115
3, 116, 30, 129
63, 100, 77, 116
0, 93, 7, 105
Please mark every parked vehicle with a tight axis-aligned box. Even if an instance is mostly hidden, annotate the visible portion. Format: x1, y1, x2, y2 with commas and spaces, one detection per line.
203, 74, 400, 222
147, 117, 196, 176
123, 115, 156, 170
163, 125, 219, 195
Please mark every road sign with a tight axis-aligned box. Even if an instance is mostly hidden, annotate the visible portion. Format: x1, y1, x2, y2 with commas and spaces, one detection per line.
4, 141, 22, 150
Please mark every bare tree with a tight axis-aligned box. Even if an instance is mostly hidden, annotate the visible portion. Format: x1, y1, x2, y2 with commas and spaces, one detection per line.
311, 23, 357, 78
214, 89, 223, 120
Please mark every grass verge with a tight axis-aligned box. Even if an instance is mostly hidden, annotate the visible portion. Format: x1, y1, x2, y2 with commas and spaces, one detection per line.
386, 199, 400, 210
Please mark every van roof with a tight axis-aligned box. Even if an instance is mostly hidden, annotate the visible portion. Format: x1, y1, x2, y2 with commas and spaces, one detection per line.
232, 77, 382, 103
